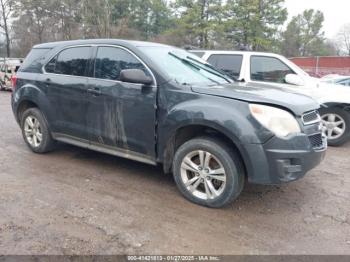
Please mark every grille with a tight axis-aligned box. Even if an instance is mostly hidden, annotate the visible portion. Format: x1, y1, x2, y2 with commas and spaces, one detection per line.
302, 111, 320, 125
308, 133, 324, 149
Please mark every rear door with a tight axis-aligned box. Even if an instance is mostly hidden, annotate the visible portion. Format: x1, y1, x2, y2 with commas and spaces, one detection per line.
40, 46, 93, 140
86, 46, 157, 159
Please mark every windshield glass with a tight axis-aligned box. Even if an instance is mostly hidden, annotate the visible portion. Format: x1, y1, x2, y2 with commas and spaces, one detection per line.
142, 46, 231, 86
282, 56, 310, 78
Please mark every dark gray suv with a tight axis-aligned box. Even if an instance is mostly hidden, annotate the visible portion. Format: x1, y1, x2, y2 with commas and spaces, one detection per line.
12, 39, 327, 207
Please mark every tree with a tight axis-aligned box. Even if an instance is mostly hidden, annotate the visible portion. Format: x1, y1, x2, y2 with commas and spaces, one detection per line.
280, 15, 301, 57
14, 0, 59, 43
169, 0, 224, 48
77, 0, 172, 40
336, 23, 350, 56
11, 0, 82, 56
79, 0, 113, 38
127, 0, 172, 39
224, 0, 287, 51
281, 9, 329, 57
0, 0, 15, 57
52, 0, 82, 41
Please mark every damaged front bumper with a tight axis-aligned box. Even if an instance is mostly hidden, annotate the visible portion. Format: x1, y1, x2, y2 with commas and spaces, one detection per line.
242, 131, 327, 185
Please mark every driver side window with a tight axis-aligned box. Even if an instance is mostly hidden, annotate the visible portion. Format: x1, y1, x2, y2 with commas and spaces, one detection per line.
94, 46, 149, 81
251, 56, 295, 84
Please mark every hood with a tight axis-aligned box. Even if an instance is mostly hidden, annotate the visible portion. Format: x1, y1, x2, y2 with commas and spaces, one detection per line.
191, 82, 319, 116
300, 78, 350, 105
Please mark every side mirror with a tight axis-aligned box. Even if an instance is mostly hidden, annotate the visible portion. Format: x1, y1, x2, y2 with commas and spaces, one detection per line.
120, 69, 153, 85
285, 74, 304, 86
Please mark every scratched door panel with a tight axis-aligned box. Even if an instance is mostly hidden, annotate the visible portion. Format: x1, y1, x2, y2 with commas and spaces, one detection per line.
86, 46, 157, 158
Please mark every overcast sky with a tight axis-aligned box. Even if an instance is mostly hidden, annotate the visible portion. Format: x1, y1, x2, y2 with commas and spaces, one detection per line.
285, 0, 349, 38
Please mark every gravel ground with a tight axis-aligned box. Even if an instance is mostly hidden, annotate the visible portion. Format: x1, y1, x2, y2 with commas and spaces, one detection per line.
0, 91, 349, 255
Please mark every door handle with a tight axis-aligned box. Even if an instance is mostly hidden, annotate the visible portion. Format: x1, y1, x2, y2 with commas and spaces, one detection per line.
45, 78, 51, 87
87, 88, 101, 96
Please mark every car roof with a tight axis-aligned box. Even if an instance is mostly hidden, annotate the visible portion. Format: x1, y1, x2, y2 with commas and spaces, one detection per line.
33, 39, 170, 49
189, 50, 279, 56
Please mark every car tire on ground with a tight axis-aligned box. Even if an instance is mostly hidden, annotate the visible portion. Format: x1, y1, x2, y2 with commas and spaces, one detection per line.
20, 108, 55, 153
173, 137, 244, 208
320, 107, 350, 146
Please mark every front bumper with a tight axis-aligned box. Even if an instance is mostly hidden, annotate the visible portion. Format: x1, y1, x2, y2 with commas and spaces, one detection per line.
243, 132, 327, 185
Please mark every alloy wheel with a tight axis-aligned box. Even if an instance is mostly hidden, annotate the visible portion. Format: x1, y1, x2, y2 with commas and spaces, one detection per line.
321, 113, 346, 140
180, 150, 227, 200
24, 116, 43, 147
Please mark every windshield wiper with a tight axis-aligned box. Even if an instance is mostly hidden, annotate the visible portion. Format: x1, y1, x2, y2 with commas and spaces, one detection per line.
185, 56, 236, 82
169, 52, 228, 85
169, 51, 201, 70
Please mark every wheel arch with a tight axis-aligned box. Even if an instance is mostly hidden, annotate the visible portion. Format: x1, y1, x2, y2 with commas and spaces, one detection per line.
17, 100, 39, 122
161, 123, 249, 177
321, 102, 350, 112
13, 84, 52, 125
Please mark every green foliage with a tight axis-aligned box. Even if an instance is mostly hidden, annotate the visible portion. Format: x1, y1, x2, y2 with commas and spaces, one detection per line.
280, 9, 335, 57
128, 0, 173, 39
2, 0, 339, 57
168, 0, 224, 48
224, 0, 287, 51
168, 0, 287, 50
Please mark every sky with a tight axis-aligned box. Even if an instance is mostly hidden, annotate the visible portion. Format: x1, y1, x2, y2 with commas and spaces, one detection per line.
285, 0, 350, 38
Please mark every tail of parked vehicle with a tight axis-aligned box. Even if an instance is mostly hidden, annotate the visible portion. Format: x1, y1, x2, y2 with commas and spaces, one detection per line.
11, 74, 17, 90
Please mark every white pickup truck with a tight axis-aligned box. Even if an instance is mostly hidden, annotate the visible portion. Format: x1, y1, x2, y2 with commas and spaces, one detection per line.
190, 50, 350, 146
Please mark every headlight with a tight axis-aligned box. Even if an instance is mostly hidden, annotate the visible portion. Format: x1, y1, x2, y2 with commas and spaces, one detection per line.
249, 104, 301, 138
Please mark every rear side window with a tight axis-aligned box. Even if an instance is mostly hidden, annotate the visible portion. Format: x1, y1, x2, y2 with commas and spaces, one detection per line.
251, 56, 295, 83
208, 54, 243, 79
94, 47, 149, 81
20, 48, 51, 73
45, 47, 91, 77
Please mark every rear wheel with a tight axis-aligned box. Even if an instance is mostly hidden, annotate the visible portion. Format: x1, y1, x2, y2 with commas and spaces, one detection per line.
21, 108, 55, 153
320, 107, 350, 146
173, 137, 244, 208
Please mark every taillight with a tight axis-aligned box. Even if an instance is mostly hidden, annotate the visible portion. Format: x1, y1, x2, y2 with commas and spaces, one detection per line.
11, 75, 17, 89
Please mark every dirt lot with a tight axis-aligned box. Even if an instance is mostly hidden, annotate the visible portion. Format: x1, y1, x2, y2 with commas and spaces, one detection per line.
0, 91, 349, 255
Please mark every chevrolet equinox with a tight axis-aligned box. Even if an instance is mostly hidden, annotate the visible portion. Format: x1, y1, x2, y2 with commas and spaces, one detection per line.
12, 39, 327, 207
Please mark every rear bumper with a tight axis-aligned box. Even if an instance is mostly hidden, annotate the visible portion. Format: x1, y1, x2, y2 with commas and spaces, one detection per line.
243, 133, 327, 185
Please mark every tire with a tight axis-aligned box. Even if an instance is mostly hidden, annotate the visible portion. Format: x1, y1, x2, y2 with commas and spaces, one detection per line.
173, 137, 245, 208
20, 108, 55, 153
320, 107, 350, 146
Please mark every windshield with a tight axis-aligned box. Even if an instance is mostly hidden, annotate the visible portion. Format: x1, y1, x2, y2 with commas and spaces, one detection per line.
280, 56, 310, 78
142, 46, 232, 86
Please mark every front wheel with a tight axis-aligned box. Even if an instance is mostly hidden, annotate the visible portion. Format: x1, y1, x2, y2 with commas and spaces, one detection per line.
320, 107, 350, 146
173, 137, 244, 208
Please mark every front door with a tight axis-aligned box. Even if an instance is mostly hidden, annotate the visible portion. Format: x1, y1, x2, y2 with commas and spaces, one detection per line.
249, 55, 297, 87
86, 46, 157, 159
